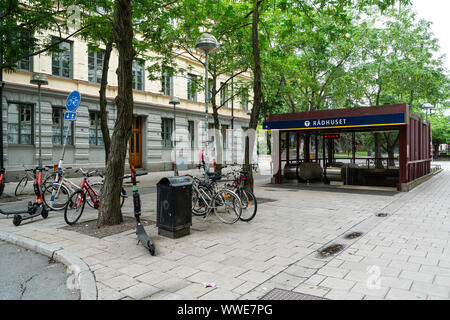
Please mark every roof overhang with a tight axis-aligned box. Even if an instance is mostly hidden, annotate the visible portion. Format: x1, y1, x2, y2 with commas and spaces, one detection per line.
263, 104, 409, 131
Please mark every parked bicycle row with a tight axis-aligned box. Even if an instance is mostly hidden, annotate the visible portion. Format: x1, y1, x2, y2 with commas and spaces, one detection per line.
0, 163, 258, 255
187, 163, 258, 224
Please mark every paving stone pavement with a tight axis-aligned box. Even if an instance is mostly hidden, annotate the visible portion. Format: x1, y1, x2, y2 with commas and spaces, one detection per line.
0, 162, 449, 300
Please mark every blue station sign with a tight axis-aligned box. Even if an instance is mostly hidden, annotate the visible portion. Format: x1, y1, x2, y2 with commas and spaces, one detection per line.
263, 112, 406, 131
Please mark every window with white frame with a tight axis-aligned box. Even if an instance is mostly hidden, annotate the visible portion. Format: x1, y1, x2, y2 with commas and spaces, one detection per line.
88, 49, 105, 84
52, 107, 74, 145
162, 67, 173, 96
187, 73, 198, 102
161, 118, 173, 148
89, 111, 104, 146
220, 82, 228, 108
52, 39, 73, 78
132, 60, 145, 91
7, 103, 33, 145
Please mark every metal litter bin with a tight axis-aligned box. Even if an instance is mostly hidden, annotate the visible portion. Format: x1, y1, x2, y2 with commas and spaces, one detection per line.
156, 176, 192, 238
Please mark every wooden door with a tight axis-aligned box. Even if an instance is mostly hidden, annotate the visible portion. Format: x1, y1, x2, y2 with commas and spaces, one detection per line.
129, 116, 142, 168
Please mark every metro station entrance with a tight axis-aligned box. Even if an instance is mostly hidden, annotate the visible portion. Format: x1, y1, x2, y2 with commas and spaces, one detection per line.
263, 104, 431, 192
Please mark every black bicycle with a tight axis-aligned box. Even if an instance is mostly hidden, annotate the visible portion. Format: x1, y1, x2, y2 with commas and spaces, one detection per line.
223, 169, 257, 222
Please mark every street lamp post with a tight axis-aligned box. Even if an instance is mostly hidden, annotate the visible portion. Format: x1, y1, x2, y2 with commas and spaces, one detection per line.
169, 96, 180, 176
422, 103, 434, 161
195, 33, 218, 178
30, 73, 48, 167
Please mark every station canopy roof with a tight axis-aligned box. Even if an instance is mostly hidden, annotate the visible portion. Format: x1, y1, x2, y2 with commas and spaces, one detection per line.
263, 103, 410, 133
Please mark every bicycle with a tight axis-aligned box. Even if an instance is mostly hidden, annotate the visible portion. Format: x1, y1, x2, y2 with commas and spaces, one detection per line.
42, 167, 78, 211
187, 173, 242, 224
63, 169, 127, 225
15, 165, 55, 196
223, 168, 257, 222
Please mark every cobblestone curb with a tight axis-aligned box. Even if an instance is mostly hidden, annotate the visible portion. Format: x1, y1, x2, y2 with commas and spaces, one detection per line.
0, 230, 97, 300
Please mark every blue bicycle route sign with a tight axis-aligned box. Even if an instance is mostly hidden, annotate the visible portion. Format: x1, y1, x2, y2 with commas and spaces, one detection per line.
66, 90, 81, 112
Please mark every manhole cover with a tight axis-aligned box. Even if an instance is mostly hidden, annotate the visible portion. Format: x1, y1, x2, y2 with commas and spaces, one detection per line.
376, 212, 389, 217
319, 244, 343, 257
345, 232, 362, 239
261, 288, 327, 300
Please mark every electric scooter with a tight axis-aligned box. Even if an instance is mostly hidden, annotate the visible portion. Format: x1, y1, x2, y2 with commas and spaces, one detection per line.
119, 166, 155, 255
0, 167, 49, 226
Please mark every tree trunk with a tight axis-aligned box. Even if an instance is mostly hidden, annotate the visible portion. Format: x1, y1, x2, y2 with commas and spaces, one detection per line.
245, 0, 263, 192
374, 132, 383, 169
97, 0, 135, 227
383, 132, 399, 167
373, 89, 383, 169
99, 40, 113, 164
211, 76, 223, 175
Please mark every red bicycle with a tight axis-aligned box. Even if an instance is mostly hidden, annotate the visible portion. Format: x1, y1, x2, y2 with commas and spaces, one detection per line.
63, 168, 126, 225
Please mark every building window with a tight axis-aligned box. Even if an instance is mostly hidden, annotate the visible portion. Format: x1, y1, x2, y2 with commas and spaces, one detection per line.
162, 67, 173, 96
208, 123, 215, 143
187, 73, 197, 102
240, 88, 249, 111
52, 39, 73, 78
188, 120, 195, 149
17, 57, 33, 72
88, 49, 105, 84
220, 82, 228, 108
161, 118, 173, 148
7, 103, 33, 145
221, 125, 228, 149
52, 108, 74, 145
89, 111, 104, 146
132, 60, 145, 91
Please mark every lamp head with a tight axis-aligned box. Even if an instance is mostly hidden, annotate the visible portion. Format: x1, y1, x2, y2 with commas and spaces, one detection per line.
195, 33, 219, 53
30, 73, 48, 86
169, 96, 180, 105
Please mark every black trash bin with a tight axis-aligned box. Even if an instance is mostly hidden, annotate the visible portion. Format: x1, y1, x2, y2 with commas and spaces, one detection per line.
156, 176, 192, 239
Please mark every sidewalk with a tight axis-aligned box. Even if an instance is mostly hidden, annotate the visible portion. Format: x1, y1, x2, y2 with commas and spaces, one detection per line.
0, 163, 449, 300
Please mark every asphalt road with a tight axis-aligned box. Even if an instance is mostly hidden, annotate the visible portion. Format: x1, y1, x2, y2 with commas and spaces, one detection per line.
0, 240, 80, 300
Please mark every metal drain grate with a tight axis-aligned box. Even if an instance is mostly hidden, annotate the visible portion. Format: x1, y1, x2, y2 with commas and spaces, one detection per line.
376, 212, 389, 217
261, 288, 328, 300
319, 244, 343, 257
345, 232, 362, 239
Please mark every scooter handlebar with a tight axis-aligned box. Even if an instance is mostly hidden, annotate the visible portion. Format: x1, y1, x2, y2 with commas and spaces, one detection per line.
119, 172, 148, 180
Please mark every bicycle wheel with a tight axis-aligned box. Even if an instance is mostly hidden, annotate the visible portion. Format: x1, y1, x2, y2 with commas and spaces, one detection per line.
192, 185, 208, 216
237, 188, 257, 222
87, 182, 126, 208
15, 176, 28, 196
43, 183, 70, 211
213, 189, 242, 224
64, 190, 86, 225
43, 172, 57, 189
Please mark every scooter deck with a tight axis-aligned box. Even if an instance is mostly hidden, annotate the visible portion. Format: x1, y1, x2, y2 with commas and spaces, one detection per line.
136, 221, 155, 255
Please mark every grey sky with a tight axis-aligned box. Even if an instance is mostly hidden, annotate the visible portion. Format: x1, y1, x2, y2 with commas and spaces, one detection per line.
411, 0, 450, 72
